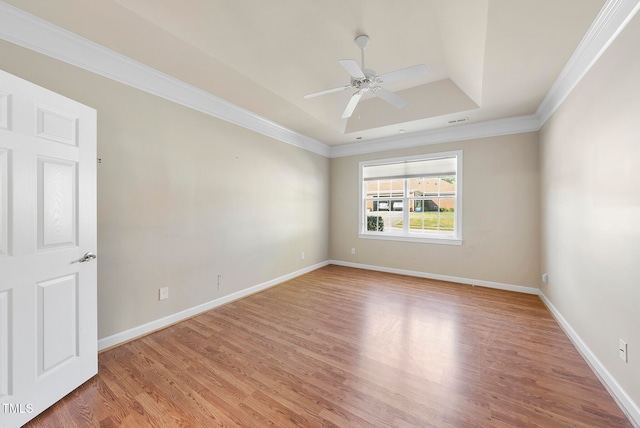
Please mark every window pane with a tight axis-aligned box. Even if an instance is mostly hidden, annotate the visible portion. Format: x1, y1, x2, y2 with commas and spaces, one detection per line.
411, 177, 439, 197
378, 180, 393, 197
364, 180, 380, 198
438, 198, 455, 214
437, 198, 455, 231
365, 214, 384, 231
439, 176, 456, 196
408, 178, 422, 193
370, 199, 391, 212
388, 210, 404, 232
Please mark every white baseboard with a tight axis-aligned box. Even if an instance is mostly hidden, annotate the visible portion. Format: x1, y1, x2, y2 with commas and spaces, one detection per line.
328, 259, 539, 295
539, 292, 640, 427
97, 261, 329, 351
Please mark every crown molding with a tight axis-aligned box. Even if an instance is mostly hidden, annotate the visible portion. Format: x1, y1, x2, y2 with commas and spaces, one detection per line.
0, 1, 331, 157
536, 0, 640, 126
0, 0, 637, 159
329, 114, 541, 158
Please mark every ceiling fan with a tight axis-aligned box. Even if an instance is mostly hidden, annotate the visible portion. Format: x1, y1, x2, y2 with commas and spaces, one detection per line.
304, 34, 427, 119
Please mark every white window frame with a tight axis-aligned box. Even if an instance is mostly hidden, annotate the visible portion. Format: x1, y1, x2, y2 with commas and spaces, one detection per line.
358, 151, 463, 245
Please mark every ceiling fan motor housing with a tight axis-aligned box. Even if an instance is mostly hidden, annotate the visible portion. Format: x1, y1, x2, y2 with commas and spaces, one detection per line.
351, 69, 378, 90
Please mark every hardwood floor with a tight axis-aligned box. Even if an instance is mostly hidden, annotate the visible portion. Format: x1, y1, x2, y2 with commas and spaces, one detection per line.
26, 265, 631, 427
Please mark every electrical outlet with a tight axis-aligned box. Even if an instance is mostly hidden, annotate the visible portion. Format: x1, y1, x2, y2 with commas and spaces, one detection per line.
159, 287, 169, 300
217, 275, 222, 290
301, 252, 305, 260
351, 247, 356, 255
619, 339, 628, 363
541, 273, 548, 284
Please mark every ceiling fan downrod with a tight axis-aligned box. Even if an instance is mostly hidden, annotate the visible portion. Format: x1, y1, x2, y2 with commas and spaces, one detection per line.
355, 34, 369, 72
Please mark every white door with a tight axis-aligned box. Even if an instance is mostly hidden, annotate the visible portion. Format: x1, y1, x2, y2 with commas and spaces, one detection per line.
0, 69, 97, 428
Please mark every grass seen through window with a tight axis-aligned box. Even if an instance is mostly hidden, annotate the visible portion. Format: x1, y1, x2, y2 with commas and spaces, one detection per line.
394, 212, 454, 231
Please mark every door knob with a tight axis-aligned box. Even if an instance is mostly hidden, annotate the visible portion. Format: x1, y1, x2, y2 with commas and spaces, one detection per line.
79, 252, 97, 263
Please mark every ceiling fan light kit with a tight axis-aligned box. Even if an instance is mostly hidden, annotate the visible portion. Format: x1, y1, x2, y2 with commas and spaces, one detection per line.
304, 34, 427, 119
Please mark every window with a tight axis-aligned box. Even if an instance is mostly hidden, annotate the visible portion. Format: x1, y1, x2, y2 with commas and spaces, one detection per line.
359, 151, 462, 244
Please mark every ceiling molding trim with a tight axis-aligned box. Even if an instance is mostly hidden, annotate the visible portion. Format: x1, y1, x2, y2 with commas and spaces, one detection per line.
0, 1, 331, 157
536, 0, 640, 126
329, 115, 541, 158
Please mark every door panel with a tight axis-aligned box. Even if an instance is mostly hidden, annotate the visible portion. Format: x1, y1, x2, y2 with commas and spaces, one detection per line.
0, 91, 8, 130
38, 157, 77, 249
0, 69, 96, 428
37, 274, 79, 375
0, 290, 9, 398
36, 105, 78, 147
0, 148, 7, 256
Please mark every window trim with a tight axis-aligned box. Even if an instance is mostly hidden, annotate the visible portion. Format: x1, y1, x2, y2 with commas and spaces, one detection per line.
358, 151, 463, 245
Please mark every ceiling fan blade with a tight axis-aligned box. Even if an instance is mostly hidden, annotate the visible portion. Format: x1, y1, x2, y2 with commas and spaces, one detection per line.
339, 59, 365, 79
372, 87, 408, 109
378, 64, 427, 84
342, 91, 363, 118
304, 85, 352, 99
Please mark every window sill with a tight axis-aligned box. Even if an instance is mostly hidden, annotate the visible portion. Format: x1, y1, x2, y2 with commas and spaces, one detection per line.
358, 233, 463, 245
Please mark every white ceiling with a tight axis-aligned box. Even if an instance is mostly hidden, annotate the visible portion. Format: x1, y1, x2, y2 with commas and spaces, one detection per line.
0, 0, 613, 147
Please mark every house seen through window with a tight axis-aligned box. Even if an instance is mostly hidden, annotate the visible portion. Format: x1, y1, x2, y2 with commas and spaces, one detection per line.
359, 151, 462, 244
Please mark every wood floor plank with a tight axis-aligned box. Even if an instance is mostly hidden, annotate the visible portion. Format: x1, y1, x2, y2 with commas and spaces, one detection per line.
24, 265, 633, 427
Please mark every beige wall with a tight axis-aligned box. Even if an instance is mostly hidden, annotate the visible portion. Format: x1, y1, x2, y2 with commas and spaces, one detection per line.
539, 13, 640, 407
329, 133, 540, 289
0, 40, 330, 339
